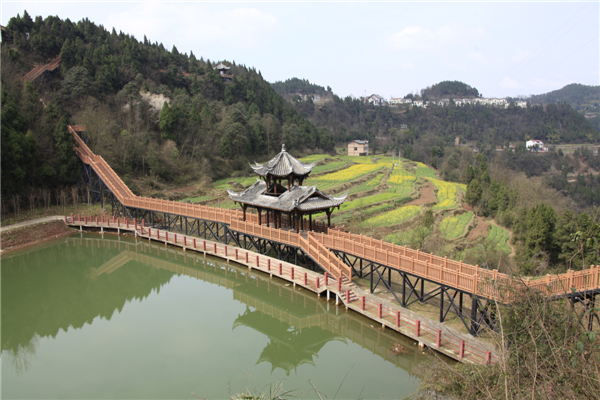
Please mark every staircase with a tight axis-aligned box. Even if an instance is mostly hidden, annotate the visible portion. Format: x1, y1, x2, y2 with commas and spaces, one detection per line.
21, 56, 61, 82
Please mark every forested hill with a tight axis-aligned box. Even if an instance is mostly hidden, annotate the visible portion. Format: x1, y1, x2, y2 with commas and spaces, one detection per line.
528, 83, 599, 130
1, 12, 334, 200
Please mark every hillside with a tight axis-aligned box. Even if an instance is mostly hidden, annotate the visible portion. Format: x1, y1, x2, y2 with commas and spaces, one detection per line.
1, 12, 334, 201
529, 83, 599, 130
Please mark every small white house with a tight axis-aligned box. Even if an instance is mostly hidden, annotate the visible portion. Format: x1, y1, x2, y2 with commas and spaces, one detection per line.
366, 94, 387, 106
526, 140, 548, 152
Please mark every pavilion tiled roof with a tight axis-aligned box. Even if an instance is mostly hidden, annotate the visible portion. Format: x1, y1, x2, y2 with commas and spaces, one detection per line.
227, 180, 347, 212
250, 145, 316, 178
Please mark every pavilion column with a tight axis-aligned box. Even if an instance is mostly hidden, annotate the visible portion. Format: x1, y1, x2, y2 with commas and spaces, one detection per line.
295, 212, 300, 233
326, 208, 332, 228
309, 213, 312, 231
243, 205, 247, 221
258, 208, 262, 225
266, 209, 270, 227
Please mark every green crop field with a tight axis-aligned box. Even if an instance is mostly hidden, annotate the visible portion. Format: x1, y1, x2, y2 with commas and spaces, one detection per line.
339, 192, 401, 212
361, 205, 421, 227
349, 174, 384, 194
439, 212, 473, 240
414, 162, 438, 178
485, 224, 512, 254
386, 170, 417, 197
306, 163, 387, 190
311, 161, 350, 175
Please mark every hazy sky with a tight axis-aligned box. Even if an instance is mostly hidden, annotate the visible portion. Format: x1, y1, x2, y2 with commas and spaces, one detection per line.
2, 2, 598, 99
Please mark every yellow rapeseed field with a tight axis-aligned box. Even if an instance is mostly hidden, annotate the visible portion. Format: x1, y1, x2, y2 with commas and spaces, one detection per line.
429, 178, 460, 209
362, 205, 421, 227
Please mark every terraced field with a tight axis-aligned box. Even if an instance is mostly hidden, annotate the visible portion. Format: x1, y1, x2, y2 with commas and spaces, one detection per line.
305, 163, 386, 190
208, 152, 515, 265
485, 224, 512, 254
429, 178, 464, 210
348, 174, 384, 194
439, 212, 474, 240
361, 205, 421, 227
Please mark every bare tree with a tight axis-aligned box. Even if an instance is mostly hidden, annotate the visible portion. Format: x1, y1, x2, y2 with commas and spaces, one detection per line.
86, 185, 91, 210
71, 187, 79, 213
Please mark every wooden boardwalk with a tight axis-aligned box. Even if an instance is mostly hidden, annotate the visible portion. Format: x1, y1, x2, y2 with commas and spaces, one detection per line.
65, 217, 498, 365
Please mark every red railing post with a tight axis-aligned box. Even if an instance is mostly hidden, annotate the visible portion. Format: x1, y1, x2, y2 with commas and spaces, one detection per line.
174, 233, 177, 243
337, 279, 342, 292
256, 255, 260, 266
279, 263, 283, 275
267, 259, 271, 271
157, 230, 159, 239
436, 330, 442, 348
194, 238, 197, 248
118, 218, 120, 227
304, 273, 308, 286
378, 303, 382, 319
361, 296, 365, 311
316, 277, 320, 289
395, 311, 400, 328
486, 351, 492, 365
459, 340, 465, 359
224, 245, 227, 257
214, 243, 217, 253
291, 267, 295, 280
416, 320, 421, 337
346, 289, 350, 303
126, 219, 128, 228
324, 273, 329, 286
134, 219, 137, 230
236, 249, 239, 259
184, 236, 187, 246
245, 252, 248, 263
149, 228, 152, 236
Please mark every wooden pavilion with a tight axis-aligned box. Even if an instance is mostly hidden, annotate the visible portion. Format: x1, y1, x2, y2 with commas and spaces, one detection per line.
228, 145, 347, 233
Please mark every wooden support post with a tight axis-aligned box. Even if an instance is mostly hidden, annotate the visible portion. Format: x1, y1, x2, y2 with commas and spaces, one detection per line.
304, 272, 307, 286
291, 267, 295, 280
416, 320, 421, 337
337, 278, 342, 292
396, 311, 400, 328
378, 303, 382, 319
213, 243, 217, 253
436, 330, 442, 348
361, 296, 365, 311
245, 252, 248, 263
486, 351, 492, 365
459, 340, 465, 359
267, 259, 271, 271
194, 238, 197, 248
279, 263, 282, 275
346, 289, 350, 303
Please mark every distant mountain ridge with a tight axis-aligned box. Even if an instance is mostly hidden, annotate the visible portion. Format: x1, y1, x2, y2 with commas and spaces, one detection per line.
528, 84, 599, 129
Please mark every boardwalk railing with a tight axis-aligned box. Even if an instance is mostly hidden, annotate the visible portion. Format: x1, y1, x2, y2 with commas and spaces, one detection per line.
21, 56, 61, 82
69, 126, 600, 301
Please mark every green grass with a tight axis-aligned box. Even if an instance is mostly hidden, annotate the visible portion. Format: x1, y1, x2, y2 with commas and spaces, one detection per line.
439, 212, 474, 240
179, 195, 213, 203
215, 200, 239, 209
485, 224, 511, 254
348, 174, 384, 194
361, 205, 421, 227
386, 169, 417, 197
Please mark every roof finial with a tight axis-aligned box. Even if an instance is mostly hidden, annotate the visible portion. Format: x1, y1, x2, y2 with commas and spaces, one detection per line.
282, 144, 286, 152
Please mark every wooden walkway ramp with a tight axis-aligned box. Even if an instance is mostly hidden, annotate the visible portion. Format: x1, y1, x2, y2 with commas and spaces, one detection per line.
20, 56, 61, 82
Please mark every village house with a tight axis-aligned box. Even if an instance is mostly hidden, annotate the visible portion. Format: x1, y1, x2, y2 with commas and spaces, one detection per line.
348, 140, 369, 156
366, 94, 387, 106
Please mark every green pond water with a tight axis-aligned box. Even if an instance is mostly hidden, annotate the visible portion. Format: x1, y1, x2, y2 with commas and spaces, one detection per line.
1, 233, 435, 399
